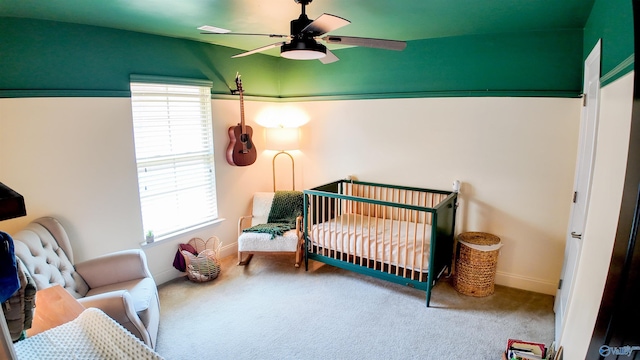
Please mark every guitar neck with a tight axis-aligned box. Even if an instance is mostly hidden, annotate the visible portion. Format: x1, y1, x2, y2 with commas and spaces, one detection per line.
239, 87, 246, 133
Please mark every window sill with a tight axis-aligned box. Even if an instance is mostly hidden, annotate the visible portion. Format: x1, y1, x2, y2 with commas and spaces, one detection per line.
140, 218, 226, 248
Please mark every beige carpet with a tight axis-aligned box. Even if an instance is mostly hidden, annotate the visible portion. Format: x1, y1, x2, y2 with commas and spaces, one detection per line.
155, 253, 554, 360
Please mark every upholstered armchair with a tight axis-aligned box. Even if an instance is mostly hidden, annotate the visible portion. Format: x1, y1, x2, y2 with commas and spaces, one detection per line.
237, 192, 304, 267
11, 217, 160, 349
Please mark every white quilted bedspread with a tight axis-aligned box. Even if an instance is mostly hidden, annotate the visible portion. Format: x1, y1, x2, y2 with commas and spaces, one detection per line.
14, 308, 163, 360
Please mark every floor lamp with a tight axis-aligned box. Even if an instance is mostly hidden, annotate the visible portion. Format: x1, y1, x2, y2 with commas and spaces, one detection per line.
0, 182, 27, 360
265, 127, 300, 192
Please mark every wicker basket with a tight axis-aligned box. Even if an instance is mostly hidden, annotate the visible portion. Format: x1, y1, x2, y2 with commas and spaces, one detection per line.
453, 232, 502, 297
181, 236, 222, 283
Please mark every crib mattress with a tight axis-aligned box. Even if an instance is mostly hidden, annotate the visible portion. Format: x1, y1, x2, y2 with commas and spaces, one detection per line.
309, 213, 432, 272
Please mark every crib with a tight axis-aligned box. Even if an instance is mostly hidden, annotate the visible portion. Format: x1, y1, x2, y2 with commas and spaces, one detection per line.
303, 180, 458, 307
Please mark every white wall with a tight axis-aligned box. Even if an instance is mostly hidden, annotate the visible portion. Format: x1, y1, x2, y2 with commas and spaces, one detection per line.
0, 97, 276, 284
0, 96, 581, 293
298, 97, 581, 293
559, 72, 634, 360
0, 98, 144, 260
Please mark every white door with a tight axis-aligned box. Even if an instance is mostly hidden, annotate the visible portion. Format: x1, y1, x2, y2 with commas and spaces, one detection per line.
554, 39, 601, 344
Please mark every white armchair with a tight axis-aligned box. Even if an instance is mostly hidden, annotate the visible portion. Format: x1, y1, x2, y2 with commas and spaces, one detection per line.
237, 192, 304, 267
11, 217, 159, 349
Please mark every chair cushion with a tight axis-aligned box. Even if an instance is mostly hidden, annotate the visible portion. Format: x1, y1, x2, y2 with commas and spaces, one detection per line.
251, 192, 275, 226
13, 223, 89, 298
238, 229, 299, 252
85, 277, 156, 314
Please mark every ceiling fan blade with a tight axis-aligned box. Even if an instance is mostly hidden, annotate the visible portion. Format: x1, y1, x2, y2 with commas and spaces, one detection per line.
201, 32, 289, 38
301, 14, 350, 36
231, 42, 286, 58
198, 25, 288, 38
319, 49, 339, 64
197, 25, 231, 33
322, 35, 407, 51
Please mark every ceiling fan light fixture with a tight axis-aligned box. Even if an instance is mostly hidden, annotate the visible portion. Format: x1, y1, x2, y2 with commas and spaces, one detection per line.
281, 39, 327, 60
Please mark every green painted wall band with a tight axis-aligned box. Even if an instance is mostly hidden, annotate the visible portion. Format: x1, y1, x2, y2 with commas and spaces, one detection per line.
130, 74, 213, 87
583, 0, 634, 88
0, 90, 132, 98
601, 54, 635, 88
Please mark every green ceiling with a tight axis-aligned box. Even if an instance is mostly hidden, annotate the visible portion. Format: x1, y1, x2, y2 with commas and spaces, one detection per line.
0, 0, 595, 57
5, 0, 631, 100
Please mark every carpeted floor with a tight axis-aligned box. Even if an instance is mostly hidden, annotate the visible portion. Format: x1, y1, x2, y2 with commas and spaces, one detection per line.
155, 253, 554, 360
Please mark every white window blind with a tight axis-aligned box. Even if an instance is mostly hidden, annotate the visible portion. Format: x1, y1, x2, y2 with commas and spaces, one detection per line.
130, 77, 218, 239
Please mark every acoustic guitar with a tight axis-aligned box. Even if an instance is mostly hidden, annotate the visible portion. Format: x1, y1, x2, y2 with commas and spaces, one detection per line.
226, 74, 257, 166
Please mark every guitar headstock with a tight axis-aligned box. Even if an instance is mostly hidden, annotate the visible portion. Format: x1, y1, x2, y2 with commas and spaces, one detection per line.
235, 72, 243, 92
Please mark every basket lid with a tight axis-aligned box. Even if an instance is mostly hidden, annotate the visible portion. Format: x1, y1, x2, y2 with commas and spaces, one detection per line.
458, 232, 501, 246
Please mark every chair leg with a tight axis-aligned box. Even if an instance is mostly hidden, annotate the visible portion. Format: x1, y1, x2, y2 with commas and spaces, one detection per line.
294, 245, 301, 268
237, 252, 253, 266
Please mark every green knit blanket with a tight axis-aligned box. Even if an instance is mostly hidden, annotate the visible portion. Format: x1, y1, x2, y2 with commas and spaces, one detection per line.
243, 191, 304, 239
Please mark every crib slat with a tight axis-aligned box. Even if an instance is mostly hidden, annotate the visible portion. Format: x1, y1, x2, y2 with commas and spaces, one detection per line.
338, 197, 343, 261
317, 195, 322, 256
388, 204, 393, 275
382, 188, 388, 272
412, 191, 418, 279
346, 198, 352, 261
318, 195, 323, 256
419, 213, 427, 282
396, 189, 402, 276
324, 193, 328, 253
359, 201, 364, 266
316, 194, 319, 255
403, 190, 408, 221
316, 195, 324, 253
407, 192, 414, 278
394, 205, 400, 276
403, 209, 409, 278
373, 204, 379, 270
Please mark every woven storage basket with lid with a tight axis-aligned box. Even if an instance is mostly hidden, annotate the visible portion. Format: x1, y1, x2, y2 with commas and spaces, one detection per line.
453, 232, 502, 297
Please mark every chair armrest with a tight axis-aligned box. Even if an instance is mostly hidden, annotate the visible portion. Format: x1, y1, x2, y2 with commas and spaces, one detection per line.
78, 290, 149, 345
296, 216, 303, 240
238, 215, 253, 236
78, 290, 137, 325
75, 249, 152, 289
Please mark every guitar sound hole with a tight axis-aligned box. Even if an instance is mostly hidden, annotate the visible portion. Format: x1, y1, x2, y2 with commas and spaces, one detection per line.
240, 134, 248, 142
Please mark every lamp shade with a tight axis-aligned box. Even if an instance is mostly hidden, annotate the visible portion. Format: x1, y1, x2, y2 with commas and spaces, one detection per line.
265, 127, 300, 151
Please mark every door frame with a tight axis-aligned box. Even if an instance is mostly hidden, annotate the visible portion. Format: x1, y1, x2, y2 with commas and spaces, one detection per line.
554, 39, 602, 344
586, 0, 640, 355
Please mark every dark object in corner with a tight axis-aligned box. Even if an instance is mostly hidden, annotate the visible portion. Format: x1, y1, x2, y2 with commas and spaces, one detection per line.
0, 183, 26, 222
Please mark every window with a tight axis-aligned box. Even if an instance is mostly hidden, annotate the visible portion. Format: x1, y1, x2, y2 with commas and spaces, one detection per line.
130, 76, 218, 240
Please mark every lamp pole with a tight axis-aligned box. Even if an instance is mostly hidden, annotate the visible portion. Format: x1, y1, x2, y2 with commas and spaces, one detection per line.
273, 151, 295, 192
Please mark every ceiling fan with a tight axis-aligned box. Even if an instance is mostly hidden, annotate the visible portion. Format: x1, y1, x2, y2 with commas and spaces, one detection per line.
198, 0, 406, 64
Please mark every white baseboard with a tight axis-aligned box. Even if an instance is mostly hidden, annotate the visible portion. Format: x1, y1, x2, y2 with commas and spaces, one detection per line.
154, 242, 237, 285
154, 268, 184, 285
155, 244, 557, 295
218, 241, 237, 260
495, 271, 558, 295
